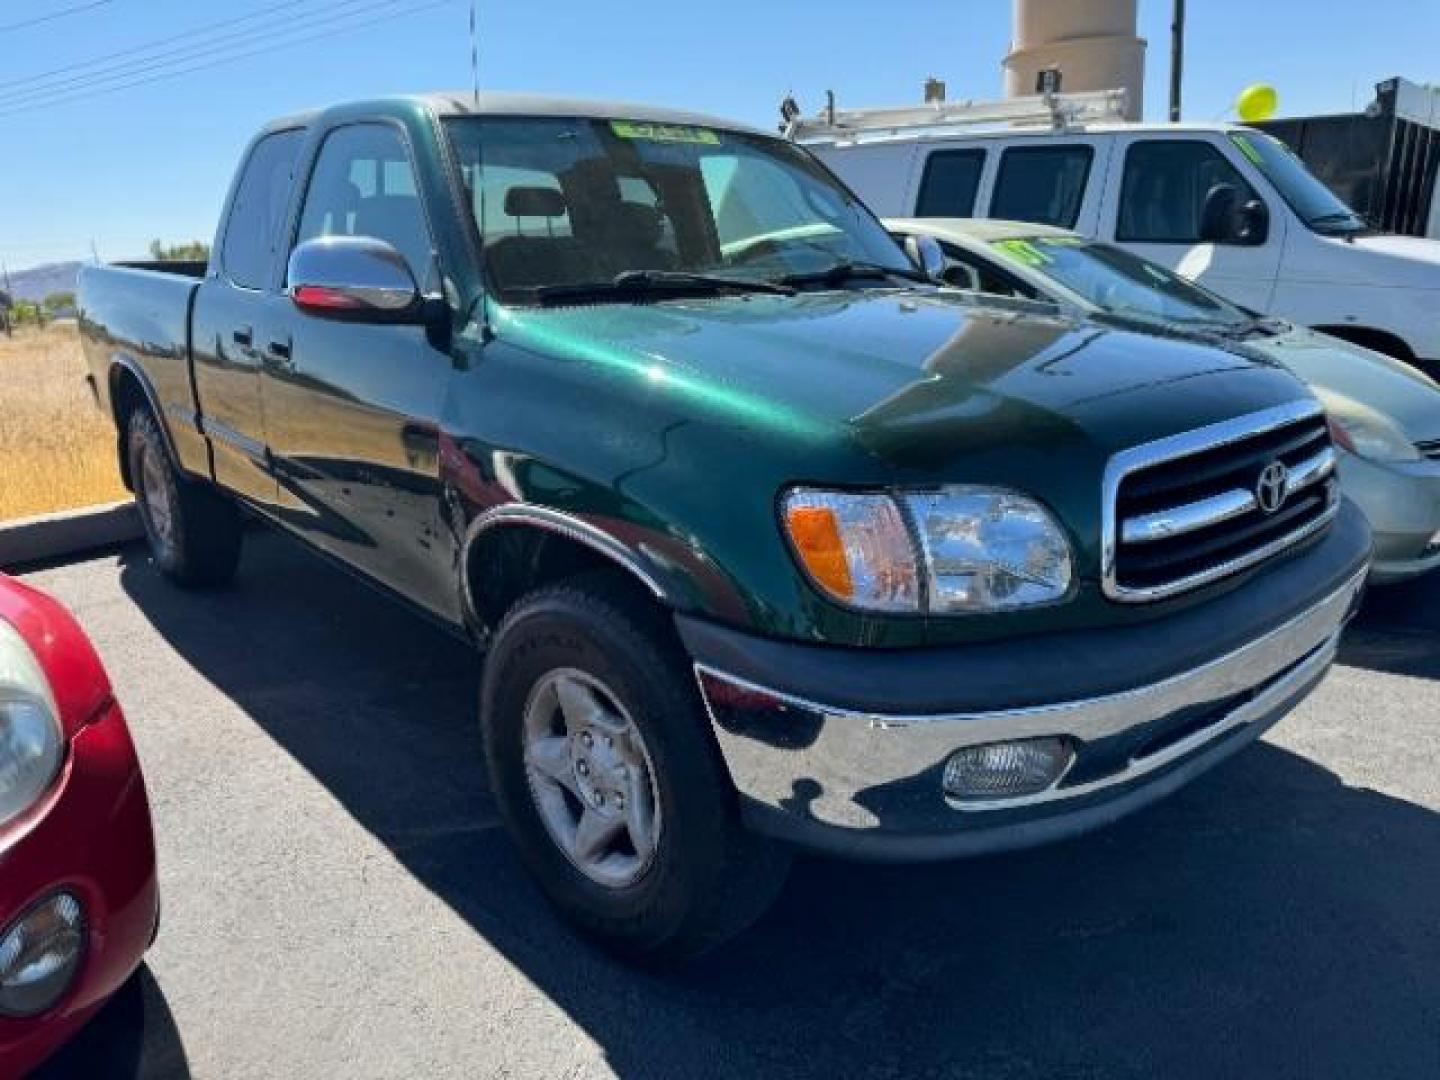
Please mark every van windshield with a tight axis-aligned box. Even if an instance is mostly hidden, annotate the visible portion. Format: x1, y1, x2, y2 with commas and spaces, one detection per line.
444, 116, 916, 303
1229, 131, 1367, 235
989, 235, 1251, 331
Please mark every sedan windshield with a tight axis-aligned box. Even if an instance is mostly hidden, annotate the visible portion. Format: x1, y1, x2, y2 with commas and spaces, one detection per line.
444, 116, 916, 303
1229, 131, 1367, 235
989, 236, 1251, 331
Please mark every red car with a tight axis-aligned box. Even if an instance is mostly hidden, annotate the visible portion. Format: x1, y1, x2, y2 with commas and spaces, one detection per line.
0, 576, 158, 1077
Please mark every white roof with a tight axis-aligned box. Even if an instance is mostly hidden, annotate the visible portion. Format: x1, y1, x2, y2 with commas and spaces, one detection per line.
887, 218, 1078, 244
806, 119, 1249, 148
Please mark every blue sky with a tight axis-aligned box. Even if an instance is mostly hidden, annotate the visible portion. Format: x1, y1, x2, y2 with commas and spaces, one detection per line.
1, 0, 1436, 270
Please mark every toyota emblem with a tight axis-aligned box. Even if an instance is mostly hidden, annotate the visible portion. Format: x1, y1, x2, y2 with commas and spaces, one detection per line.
1255, 461, 1290, 514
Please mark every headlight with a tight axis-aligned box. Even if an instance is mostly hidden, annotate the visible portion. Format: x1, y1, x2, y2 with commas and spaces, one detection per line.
902, 487, 1074, 611
781, 486, 1073, 614
1324, 403, 1416, 463
0, 619, 63, 828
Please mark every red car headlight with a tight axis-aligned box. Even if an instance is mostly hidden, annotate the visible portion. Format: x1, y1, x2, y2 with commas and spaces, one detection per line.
0, 618, 64, 829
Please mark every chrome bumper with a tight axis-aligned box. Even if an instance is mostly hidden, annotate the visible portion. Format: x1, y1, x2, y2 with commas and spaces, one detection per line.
696, 568, 1365, 853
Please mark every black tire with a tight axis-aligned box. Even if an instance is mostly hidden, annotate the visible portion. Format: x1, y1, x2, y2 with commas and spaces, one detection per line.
126, 408, 242, 587
480, 573, 791, 964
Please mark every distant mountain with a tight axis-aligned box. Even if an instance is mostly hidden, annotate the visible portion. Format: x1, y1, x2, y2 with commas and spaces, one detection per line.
4, 261, 83, 303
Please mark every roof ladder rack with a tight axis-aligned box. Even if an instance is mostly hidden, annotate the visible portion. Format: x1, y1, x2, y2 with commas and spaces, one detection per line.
785, 88, 1129, 144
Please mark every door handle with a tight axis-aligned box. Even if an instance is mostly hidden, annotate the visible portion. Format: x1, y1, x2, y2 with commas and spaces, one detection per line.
265, 336, 294, 371
232, 326, 253, 348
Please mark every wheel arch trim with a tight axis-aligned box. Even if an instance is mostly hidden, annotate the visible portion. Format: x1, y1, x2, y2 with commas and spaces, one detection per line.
459, 503, 674, 629
108, 353, 182, 472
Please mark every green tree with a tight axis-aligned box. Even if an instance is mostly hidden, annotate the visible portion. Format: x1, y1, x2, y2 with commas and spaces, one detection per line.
42, 291, 76, 317
148, 239, 211, 262
10, 299, 44, 327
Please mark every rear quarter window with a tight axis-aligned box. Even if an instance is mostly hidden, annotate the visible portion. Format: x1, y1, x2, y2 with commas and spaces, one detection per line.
221, 129, 305, 290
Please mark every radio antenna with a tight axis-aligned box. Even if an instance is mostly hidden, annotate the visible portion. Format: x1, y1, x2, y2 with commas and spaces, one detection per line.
468, 0, 480, 107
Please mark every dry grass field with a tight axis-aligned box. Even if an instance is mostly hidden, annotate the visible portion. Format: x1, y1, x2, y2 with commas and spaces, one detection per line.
0, 324, 128, 521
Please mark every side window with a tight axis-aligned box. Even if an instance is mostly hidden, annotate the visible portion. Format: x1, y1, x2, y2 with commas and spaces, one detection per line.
938, 241, 1038, 298
1118, 140, 1256, 242
294, 124, 433, 286
915, 150, 985, 218
990, 146, 1093, 228
221, 129, 304, 290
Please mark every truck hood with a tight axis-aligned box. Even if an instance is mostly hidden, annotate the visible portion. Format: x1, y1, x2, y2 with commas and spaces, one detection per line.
494, 289, 1309, 472
1250, 325, 1440, 444
1294, 232, 1440, 288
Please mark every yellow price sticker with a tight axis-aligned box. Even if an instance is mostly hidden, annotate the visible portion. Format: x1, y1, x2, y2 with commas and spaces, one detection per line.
610, 120, 720, 145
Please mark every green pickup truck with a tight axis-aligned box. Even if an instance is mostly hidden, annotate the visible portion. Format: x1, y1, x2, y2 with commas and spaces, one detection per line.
79, 93, 1371, 961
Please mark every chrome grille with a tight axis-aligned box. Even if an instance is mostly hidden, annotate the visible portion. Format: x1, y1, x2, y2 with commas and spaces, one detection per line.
1416, 438, 1440, 460
1104, 403, 1339, 602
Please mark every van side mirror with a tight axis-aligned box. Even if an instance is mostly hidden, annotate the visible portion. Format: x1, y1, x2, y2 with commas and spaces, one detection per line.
1199, 184, 1268, 246
1237, 198, 1269, 245
287, 236, 423, 321
903, 234, 947, 280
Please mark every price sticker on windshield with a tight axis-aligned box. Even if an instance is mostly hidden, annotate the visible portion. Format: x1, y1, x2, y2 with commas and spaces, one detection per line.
611, 120, 720, 145
993, 239, 1053, 268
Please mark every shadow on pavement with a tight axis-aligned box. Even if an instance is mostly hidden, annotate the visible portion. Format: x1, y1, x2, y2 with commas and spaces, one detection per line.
1339, 571, 1440, 680
33, 966, 189, 1080
113, 532, 1440, 1079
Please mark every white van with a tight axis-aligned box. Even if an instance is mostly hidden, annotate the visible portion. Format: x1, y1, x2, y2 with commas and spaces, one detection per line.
800, 91, 1440, 372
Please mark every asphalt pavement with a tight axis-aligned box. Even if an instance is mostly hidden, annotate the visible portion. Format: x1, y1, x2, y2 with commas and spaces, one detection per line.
22, 531, 1440, 1079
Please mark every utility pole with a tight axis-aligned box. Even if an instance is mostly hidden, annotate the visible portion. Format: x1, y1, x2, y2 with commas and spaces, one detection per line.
1169, 0, 1186, 122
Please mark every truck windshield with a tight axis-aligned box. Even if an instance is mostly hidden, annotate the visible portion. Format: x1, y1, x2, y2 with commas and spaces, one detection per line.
989, 236, 1251, 331
1229, 131, 1367, 235
443, 116, 915, 303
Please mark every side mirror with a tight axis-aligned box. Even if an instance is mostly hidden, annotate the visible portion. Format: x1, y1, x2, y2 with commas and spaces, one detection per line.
1198, 183, 1241, 242
1237, 198, 1270, 245
942, 262, 981, 291
287, 236, 422, 320
903, 234, 947, 280
1199, 184, 1269, 246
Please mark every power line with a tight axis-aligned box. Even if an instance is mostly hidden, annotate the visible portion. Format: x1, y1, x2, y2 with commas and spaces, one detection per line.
0, 0, 113, 35
0, 0, 454, 119
1, 0, 415, 107
0, 0, 341, 93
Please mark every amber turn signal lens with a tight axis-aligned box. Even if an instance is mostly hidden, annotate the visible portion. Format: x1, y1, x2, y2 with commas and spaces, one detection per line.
780, 490, 920, 612
785, 505, 854, 599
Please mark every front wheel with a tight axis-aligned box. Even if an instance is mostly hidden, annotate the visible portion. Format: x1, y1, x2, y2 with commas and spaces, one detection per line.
480, 575, 790, 964
127, 409, 242, 587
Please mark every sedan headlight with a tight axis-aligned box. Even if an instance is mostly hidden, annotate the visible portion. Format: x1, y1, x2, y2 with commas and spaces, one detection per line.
781, 486, 1073, 614
1318, 391, 1420, 463
0, 619, 63, 828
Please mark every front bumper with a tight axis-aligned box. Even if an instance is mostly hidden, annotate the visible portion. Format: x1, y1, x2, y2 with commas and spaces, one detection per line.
1338, 453, 1440, 582
680, 500, 1371, 861
0, 700, 159, 1078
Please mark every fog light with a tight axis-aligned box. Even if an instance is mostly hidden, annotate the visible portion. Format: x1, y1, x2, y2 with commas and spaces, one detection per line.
943, 737, 1074, 803
0, 891, 84, 1017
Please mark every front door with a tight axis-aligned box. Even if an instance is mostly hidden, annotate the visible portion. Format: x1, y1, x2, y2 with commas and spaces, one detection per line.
263, 121, 457, 621
1103, 133, 1285, 312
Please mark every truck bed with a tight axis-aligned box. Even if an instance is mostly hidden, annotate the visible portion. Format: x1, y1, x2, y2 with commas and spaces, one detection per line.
77, 262, 210, 483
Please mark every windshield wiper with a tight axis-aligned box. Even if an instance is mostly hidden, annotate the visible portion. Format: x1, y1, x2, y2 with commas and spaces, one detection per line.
779, 260, 930, 289
532, 270, 794, 305
1306, 211, 1367, 235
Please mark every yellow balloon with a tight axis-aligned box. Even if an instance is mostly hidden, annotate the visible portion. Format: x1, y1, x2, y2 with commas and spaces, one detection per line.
1236, 83, 1278, 123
